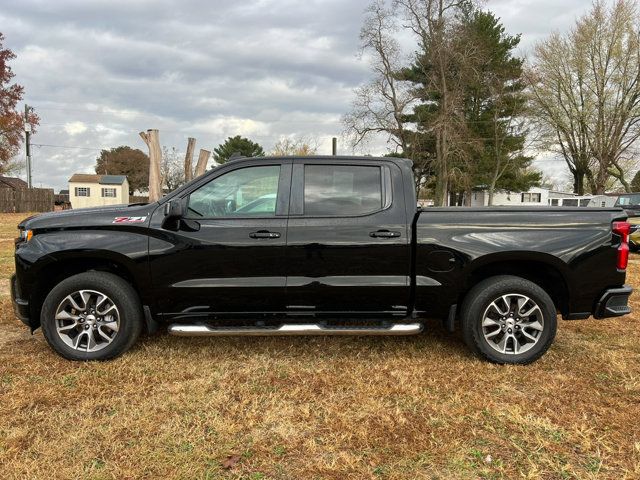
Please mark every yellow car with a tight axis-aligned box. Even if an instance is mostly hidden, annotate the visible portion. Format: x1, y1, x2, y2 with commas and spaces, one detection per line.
614, 194, 640, 250
629, 216, 640, 251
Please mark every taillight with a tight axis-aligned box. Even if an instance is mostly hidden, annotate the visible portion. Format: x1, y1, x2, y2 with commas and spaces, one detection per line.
613, 221, 631, 270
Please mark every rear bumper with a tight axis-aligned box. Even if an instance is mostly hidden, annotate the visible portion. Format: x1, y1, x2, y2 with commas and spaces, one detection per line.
10, 273, 31, 327
594, 285, 633, 319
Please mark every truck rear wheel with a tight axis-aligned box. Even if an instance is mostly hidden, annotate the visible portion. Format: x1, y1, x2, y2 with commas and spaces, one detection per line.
460, 275, 557, 364
40, 272, 143, 361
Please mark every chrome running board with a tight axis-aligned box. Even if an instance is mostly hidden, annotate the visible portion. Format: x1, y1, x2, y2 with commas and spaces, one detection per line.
167, 323, 423, 337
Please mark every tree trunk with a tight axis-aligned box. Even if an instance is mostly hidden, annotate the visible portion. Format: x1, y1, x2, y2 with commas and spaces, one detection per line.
595, 164, 608, 195
434, 129, 449, 206
464, 185, 472, 206
573, 168, 585, 195
620, 176, 631, 193
585, 169, 597, 195
184, 137, 196, 182
194, 149, 211, 177
139, 129, 162, 202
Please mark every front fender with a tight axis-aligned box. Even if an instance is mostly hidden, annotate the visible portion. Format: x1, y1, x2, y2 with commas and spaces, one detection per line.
15, 229, 152, 326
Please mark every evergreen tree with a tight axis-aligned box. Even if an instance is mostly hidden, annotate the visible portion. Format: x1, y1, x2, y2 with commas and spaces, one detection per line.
631, 170, 640, 192
461, 9, 539, 204
213, 135, 265, 164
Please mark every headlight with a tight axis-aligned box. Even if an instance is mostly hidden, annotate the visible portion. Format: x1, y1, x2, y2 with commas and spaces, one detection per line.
19, 229, 33, 242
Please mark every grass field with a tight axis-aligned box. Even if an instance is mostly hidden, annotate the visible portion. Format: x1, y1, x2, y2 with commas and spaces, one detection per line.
0, 212, 639, 479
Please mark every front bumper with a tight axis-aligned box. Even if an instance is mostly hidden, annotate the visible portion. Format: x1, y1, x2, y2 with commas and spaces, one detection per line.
594, 285, 633, 319
10, 273, 31, 327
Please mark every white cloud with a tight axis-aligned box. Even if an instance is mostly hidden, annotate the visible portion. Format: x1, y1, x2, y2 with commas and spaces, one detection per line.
63, 121, 87, 136
1, 0, 596, 190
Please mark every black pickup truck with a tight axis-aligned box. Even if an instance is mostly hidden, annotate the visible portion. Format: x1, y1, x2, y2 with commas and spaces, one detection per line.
11, 156, 633, 363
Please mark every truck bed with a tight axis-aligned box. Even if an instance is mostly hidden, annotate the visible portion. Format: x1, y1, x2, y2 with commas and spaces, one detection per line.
414, 206, 628, 318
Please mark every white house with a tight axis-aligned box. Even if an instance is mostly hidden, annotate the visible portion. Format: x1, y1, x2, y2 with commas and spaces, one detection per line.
68, 174, 129, 209
469, 186, 550, 207
464, 187, 619, 208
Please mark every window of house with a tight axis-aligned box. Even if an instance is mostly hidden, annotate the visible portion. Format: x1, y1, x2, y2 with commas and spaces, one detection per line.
304, 165, 383, 216
562, 199, 578, 206
101, 188, 117, 198
579, 199, 590, 207
550, 199, 559, 206
187, 165, 280, 218
75, 187, 90, 197
521, 192, 541, 203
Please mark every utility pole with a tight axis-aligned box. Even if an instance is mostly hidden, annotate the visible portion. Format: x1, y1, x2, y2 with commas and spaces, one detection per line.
24, 104, 33, 188
332, 137, 337, 156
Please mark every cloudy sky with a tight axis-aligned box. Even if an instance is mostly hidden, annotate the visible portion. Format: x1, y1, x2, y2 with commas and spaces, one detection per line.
2, 0, 592, 191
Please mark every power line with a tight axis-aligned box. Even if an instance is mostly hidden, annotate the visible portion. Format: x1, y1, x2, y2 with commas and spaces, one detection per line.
31, 143, 105, 151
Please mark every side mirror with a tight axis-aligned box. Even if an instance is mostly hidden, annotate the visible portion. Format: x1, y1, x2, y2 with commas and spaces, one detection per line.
164, 199, 185, 220
162, 199, 187, 230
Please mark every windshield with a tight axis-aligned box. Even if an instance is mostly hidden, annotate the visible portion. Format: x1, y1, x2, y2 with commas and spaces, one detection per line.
615, 194, 640, 207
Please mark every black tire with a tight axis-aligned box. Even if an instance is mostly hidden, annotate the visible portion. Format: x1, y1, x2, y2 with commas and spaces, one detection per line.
40, 272, 143, 361
460, 275, 557, 364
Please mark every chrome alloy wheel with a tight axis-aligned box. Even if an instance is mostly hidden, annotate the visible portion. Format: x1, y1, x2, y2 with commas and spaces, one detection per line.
54, 290, 120, 352
481, 293, 544, 355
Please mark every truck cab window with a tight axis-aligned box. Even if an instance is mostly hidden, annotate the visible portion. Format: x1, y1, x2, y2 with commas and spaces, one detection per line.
187, 165, 280, 218
304, 165, 383, 216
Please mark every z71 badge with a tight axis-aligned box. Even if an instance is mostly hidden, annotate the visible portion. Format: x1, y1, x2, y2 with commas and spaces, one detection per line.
112, 216, 147, 224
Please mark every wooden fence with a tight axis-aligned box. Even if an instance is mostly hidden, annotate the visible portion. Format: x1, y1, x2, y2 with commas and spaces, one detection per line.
0, 188, 54, 213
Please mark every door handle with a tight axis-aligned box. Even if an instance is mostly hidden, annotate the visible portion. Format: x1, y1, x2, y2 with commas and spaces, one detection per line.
249, 230, 281, 239
370, 230, 401, 238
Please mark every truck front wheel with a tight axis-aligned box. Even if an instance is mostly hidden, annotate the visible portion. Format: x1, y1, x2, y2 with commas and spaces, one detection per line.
40, 272, 143, 361
460, 275, 557, 364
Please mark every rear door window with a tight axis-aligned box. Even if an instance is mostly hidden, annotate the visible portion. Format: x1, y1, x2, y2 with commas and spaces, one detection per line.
303, 165, 383, 216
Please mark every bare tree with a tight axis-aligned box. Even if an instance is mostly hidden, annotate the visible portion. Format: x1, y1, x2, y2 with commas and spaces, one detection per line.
344, 0, 481, 204
271, 136, 318, 156
161, 146, 186, 192
342, 1, 416, 159
396, 0, 476, 206
526, 38, 594, 195
528, 0, 640, 194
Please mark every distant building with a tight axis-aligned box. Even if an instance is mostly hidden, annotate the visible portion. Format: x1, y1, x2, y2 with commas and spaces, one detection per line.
54, 189, 71, 210
68, 174, 129, 209
0, 175, 28, 190
461, 187, 620, 208
469, 187, 551, 207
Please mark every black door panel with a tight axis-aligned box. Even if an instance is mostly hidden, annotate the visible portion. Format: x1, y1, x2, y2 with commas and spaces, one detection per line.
148, 160, 291, 319
285, 161, 410, 316
149, 218, 287, 316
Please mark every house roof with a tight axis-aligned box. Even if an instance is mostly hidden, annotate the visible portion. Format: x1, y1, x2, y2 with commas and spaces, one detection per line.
100, 175, 128, 185
68, 174, 127, 185
0, 176, 28, 190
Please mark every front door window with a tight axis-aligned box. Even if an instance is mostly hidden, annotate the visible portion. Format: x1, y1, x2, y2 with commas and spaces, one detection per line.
187, 165, 280, 218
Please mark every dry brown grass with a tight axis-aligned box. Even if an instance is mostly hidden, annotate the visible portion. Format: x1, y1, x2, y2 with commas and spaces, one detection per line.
0, 212, 639, 479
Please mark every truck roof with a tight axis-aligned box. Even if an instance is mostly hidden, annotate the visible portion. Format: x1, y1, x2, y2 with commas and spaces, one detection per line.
226, 155, 413, 167
160, 155, 413, 205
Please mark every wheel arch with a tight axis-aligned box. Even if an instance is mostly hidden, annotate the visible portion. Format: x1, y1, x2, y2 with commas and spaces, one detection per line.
29, 251, 147, 329
462, 253, 571, 317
